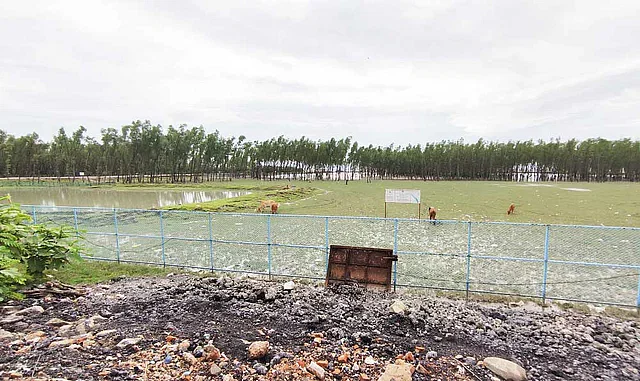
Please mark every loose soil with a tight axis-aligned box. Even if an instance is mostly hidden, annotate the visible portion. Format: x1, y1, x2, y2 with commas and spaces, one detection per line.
1, 274, 639, 380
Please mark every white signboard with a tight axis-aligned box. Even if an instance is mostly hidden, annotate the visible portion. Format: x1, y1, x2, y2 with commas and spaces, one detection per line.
385, 189, 421, 204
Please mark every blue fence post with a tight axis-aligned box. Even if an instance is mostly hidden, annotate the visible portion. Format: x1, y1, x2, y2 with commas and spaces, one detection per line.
208, 213, 214, 273
541, 225, 551, 304
159, 211, 166, 268
635, 226, 640, 309
466, 222, 472, 300
267, 215, 272, 279
636, 273, 640, 310
393, 218, 399, 292
325, 217, 330, 277
636, 227, 640, 310
31, 205, 37, 224
73, 208, 80, 238
113, 208, 120, 263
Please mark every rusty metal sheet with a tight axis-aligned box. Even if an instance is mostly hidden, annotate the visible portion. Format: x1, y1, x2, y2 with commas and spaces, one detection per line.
325, 245, 397, 291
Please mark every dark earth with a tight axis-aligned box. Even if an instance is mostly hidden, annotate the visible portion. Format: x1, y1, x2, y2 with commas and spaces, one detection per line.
1, 273, 639, 380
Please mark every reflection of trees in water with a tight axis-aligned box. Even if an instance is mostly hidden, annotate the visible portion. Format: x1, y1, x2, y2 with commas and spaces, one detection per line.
157, 191, 248, 207
6, 188, 249, 208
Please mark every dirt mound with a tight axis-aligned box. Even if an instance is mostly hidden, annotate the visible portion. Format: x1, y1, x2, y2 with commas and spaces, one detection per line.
1, 274, 639, 380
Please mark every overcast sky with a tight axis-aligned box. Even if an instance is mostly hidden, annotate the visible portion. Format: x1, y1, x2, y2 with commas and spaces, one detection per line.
1, 1, 639, 147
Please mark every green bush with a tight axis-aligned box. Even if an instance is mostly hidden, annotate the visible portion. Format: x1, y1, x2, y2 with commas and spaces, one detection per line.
0, 256, 28, 302
0, 195, 81, 300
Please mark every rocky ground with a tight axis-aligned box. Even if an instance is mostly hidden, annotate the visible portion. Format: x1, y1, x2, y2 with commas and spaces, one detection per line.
0, 274, 639, 380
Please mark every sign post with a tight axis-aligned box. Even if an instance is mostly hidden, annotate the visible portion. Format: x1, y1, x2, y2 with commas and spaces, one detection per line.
384, 189, 421, 218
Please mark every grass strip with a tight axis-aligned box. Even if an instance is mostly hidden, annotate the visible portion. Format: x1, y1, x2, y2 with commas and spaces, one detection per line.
161, 186, 319, 212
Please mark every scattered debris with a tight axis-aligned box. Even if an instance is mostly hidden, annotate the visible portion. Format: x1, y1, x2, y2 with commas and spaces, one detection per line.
0, 274, 638, 380
22, 281, 84, 298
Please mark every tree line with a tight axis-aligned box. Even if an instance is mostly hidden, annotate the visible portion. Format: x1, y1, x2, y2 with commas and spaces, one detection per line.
0, 121, 638, 182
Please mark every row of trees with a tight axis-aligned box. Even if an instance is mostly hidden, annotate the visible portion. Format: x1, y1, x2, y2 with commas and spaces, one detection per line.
1, 121, 639, 182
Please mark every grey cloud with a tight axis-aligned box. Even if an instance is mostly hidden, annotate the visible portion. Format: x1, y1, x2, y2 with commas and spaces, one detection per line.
1, 0, 639, 146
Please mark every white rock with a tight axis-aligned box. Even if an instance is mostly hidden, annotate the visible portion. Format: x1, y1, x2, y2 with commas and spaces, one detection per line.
88, 315, 108, 326
75, 321, 88, 335
210, 364, 222, 376
1, 306, 20, 315
46, 318, 71, 327
484, 357, 527, 381
248, 341, 269, 359
16, 306, 45, 316
183, 352, 198, 365
178, 339, 191, 352
307, 361, 326, 380
364, 356, 376, 365
377, 360, 414, 381
0, 329, 17, 342
116, 337, 142, 348
0, 315, 24, 324
58, 325, 75, 337
390, 300, 408, 314
96, 329, 118, 338
24, 331, 46, 343
283, 281, 296, 290
48, 338, 78, 348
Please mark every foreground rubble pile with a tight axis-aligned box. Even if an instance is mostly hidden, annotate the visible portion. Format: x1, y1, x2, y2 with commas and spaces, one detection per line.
0, 274, 639, 380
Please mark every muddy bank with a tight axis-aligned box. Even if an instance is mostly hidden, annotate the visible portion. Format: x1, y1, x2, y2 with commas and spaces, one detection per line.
1, 274, 639, 380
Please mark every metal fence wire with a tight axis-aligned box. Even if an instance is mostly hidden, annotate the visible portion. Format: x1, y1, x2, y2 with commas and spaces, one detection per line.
27, 205, 640, 307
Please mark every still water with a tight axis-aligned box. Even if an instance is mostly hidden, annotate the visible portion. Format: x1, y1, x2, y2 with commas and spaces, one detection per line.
3, 188, 250, 209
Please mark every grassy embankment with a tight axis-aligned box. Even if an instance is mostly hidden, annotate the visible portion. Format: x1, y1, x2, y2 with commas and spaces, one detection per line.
48, 260, 172, 285
157, 184, 320, 213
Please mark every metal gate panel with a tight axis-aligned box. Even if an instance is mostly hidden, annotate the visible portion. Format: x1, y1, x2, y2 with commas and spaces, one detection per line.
326, 245, 397, 291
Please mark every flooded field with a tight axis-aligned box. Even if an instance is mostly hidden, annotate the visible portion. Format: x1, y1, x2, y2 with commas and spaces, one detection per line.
1, 187, 250, 209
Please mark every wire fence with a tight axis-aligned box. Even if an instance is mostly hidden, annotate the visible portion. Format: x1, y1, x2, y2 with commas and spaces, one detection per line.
26, 205, 640, 307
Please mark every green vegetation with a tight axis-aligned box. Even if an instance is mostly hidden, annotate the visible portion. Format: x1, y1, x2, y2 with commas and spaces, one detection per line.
0, 195, 82, 300
0, 257, 27, 301
161, 179, 639, 227
0, 196, 80, 279
2, 178, 637, 226
163, 186, 318, 212
1, 122, 639, 183
48, 259, 171, 285
0, 177, 635, 308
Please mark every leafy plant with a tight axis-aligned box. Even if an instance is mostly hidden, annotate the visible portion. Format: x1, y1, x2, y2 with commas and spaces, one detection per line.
0, 256, 28, 302
0, 195, 81, 282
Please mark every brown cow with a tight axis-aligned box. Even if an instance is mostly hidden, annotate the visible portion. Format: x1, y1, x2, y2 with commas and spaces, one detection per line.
270, 202, 279, 214
256, 200, 278, 213
507, 203, 515, 215
428, 207, 437, 224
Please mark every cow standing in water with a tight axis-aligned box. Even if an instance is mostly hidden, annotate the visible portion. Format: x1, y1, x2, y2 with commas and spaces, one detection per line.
428, 207, 437, 225
507, 203, 516, 215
